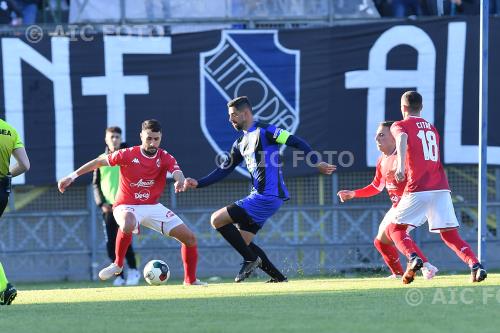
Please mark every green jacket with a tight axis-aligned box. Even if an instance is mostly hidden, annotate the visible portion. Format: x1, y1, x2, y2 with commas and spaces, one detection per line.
92, 145, 125, 206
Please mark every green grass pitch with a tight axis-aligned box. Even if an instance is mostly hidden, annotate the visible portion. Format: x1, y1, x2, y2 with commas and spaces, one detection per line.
1, 274, 499, 333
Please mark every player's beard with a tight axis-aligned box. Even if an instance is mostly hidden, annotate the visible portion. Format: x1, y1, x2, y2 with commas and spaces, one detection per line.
232, 121, 243, 131
143, 147, 157, 156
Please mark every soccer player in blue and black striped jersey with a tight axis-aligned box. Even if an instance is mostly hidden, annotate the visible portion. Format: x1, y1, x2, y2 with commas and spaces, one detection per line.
184, 96, 336, 282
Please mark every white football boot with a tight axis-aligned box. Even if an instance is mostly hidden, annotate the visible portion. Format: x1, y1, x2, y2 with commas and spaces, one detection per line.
125, 269, 141, 286
112, 276, 125, 286
421, 262, 439, 280
99, 263, 123, 281
183, 279, 208, 286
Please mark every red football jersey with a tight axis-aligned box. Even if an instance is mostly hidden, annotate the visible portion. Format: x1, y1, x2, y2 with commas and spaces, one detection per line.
107, 146, 181, 206
391, 116, 450, 192
372, 152, 406, 207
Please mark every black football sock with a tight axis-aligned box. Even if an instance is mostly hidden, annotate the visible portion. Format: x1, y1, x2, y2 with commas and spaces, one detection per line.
216, 224, 257, 261
249, 242, 286, 280
125, 246, 137, 270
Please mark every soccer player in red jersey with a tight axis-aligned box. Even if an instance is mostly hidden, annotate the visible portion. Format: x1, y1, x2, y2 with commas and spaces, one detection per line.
58, 120, 206, 286
389, 91, 486, 284
338, 121, 438, 280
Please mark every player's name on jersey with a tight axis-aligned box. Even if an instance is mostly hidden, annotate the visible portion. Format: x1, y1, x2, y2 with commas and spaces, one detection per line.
415, 121, 431, 130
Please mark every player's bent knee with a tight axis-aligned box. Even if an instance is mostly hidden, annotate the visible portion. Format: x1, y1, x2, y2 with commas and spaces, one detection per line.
377, 230, 391, 244
119, 212, 136, 233
121, 222, 135, 233
211, 208, 232, 229
183, 233, 197, 247
210, 212, 222, 229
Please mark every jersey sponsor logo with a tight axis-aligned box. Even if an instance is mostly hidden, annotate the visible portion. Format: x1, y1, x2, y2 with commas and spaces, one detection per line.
134, 189, 150, 201
200, 30, 300, 177
0, 129, 12, 136
390, 194, 400, 203
132, 158, 140, 164
130, 179, 155, 188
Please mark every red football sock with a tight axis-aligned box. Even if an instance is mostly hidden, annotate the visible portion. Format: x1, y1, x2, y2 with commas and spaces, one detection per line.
386, 223, 419, 258
114, 229, 132, 268
374, 238, 404, 275
440, 229, 479, 267
181, 243, 198, 284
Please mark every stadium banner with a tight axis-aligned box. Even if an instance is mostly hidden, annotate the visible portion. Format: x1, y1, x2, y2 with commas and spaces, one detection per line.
0, 16, 499, 185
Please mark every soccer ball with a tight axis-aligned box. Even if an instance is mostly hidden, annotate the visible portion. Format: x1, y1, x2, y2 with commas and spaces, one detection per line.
143, 259, 170, 285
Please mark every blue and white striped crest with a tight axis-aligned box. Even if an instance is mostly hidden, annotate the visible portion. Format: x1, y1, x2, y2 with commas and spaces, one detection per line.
200, 30, 300, 176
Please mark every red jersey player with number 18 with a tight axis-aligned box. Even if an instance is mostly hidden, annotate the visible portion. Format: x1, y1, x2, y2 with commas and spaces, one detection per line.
58, 120, 207, 286
338, 121, 437, 280
388, 91, 486, 284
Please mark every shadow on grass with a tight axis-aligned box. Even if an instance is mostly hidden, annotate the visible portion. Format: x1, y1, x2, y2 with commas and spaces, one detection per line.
1, 286, 499, 333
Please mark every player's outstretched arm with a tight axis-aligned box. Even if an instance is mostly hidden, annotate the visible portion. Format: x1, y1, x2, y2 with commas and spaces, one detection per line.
316, 162, 336, 175
337, 190, 355, 202
337, 184, 381, 203
185, 166, 235, 191
283, 134, 336, 175
185, 140, 243, 190
58, 155, 109, 193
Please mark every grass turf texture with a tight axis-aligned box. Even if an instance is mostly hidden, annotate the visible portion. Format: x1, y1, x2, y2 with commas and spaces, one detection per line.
1, 274, 499, 333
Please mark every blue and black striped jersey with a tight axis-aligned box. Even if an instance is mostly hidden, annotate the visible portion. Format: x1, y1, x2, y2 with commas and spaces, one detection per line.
227, 122, 290, 199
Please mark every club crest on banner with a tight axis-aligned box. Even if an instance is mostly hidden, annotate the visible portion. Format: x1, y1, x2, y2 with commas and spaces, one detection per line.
200, 30, 300, 176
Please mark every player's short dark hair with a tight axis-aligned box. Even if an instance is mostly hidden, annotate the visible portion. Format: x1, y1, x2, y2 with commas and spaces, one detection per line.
227, 96, 252, 112
105, 126, 122, 135
142, 119, 162, 132
402, 91, 423, 112
380, 121, 395, 128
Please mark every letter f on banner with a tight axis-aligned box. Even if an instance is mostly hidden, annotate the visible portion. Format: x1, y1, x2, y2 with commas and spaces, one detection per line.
82, 36, 171, 141
345, 26, 436, 166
